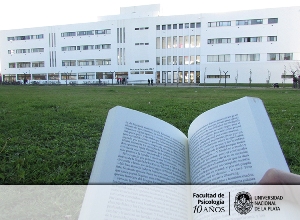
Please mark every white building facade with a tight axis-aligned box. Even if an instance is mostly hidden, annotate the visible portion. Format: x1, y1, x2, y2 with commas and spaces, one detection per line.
1, 4, 300, 84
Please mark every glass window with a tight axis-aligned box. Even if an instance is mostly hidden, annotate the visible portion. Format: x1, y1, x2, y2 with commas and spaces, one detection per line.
179, 24, 183, 29
162, 37, 166, 49
173, 24, 177, 29
167, 37, 172, 48
179, 56, 183, 65
196, 55, 200, 64
162, 56, 166, 65
173, 36, 177, 48
167, 56, 171, 65
196, 35, 201, 47
250, 19, 263, 25
190, 35, 195, 48
179, 36, 183, 48
185, 23, 189, 29
268, 18, 278, 24
196, 22, 201, 28
184, 56, 189, 65
156, 37, 160, 49
167, 24, 171, 30
184, 36, 189, 48
156, 25, 160, 30
190, 23, 195, 28
173, 56, 177, 65
162, 25, 166, 30
267, 36, 277, 41
156, 57, 160, 65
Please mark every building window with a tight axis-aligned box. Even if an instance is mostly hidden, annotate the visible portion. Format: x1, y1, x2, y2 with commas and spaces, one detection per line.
77, 30, 94, 36
267, 36, 277, 42
15, 35, 30, 40
173, 56, 177, 65
32, 61, 44, 67
185, 23, 189, 29
267, 53, 293, 61
61, 32, 76, 37
235, 54, 260, 62
95, 29, 111, 34
179, 36, 184, 48
15, 49, 30, 54
236, 19, 263, 25
162, 25, 166, 30
156, 57, 160, 65
156, 37, 160, 49
190, 23, 195, 28
31, 48, 44, 53
208, 21, 231, 27
9, 63, 16, 68
167, 56, 172, 65
156, 25, 160, 30
95, 59, 111, 65
250, 19, 263, 25
7, 37, 15, 41
196, 22, 201, 28
17, 62, 31, 68
78, 72, 95, 80
78, 59, 95, 66
167, 37, 172, 48
268, 18, 278, 24
162, 37, 166, 49
62, 60, 76, 66
208, 38, 231, 44
179, 56, 183, 65
235, 37, 262, 43
196, 55, 200, 64
167, 24, 171, 30
162, 56, 166, 65
207, 54, 230, 62
31, 34, 44, 39
173, 36, 177, 48
179, 23, 183, 29
61, 46, 76, 51
173, 24, 177, 29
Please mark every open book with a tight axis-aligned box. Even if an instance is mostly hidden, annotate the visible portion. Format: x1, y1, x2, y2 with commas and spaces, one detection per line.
89, 96, 289, 185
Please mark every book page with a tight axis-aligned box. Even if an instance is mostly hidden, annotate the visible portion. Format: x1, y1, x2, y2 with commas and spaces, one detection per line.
188, 97, 289, 184
89, 106, 190, 184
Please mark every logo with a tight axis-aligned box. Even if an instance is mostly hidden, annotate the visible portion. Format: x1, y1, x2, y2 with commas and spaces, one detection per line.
234, 191, 253, 215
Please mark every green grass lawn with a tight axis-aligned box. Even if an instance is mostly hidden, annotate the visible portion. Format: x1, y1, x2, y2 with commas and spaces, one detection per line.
0, 85, 299, 184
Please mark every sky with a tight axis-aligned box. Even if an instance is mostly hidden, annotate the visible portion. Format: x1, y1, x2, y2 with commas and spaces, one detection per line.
1, 0, 300, 31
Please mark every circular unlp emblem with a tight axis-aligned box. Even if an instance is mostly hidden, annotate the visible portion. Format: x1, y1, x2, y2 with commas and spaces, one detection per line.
234, 191, 253, 215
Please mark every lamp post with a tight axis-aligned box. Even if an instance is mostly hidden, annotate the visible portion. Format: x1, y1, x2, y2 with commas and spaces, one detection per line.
223, 71, 228, 87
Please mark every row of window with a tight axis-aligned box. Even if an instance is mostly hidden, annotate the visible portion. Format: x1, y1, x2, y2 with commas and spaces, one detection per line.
207, 53, 293, 62
158, 70, 199, 84
134, 27, 149, 30
156, 35, 201, 49
208, 18, 278, 27
9, 61, 44, 68
2, 72, 114, 81
207, 36, 277, 44
135, 42, 149, 46
156, 55, 201, 65
156, 22, 201, 30
7, 34, 44, 41
135, 60, 150, 63
61, 29, 111, 37
61, 44, 111, 51
62, 59, 111, 66
8, 48, 44, 54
